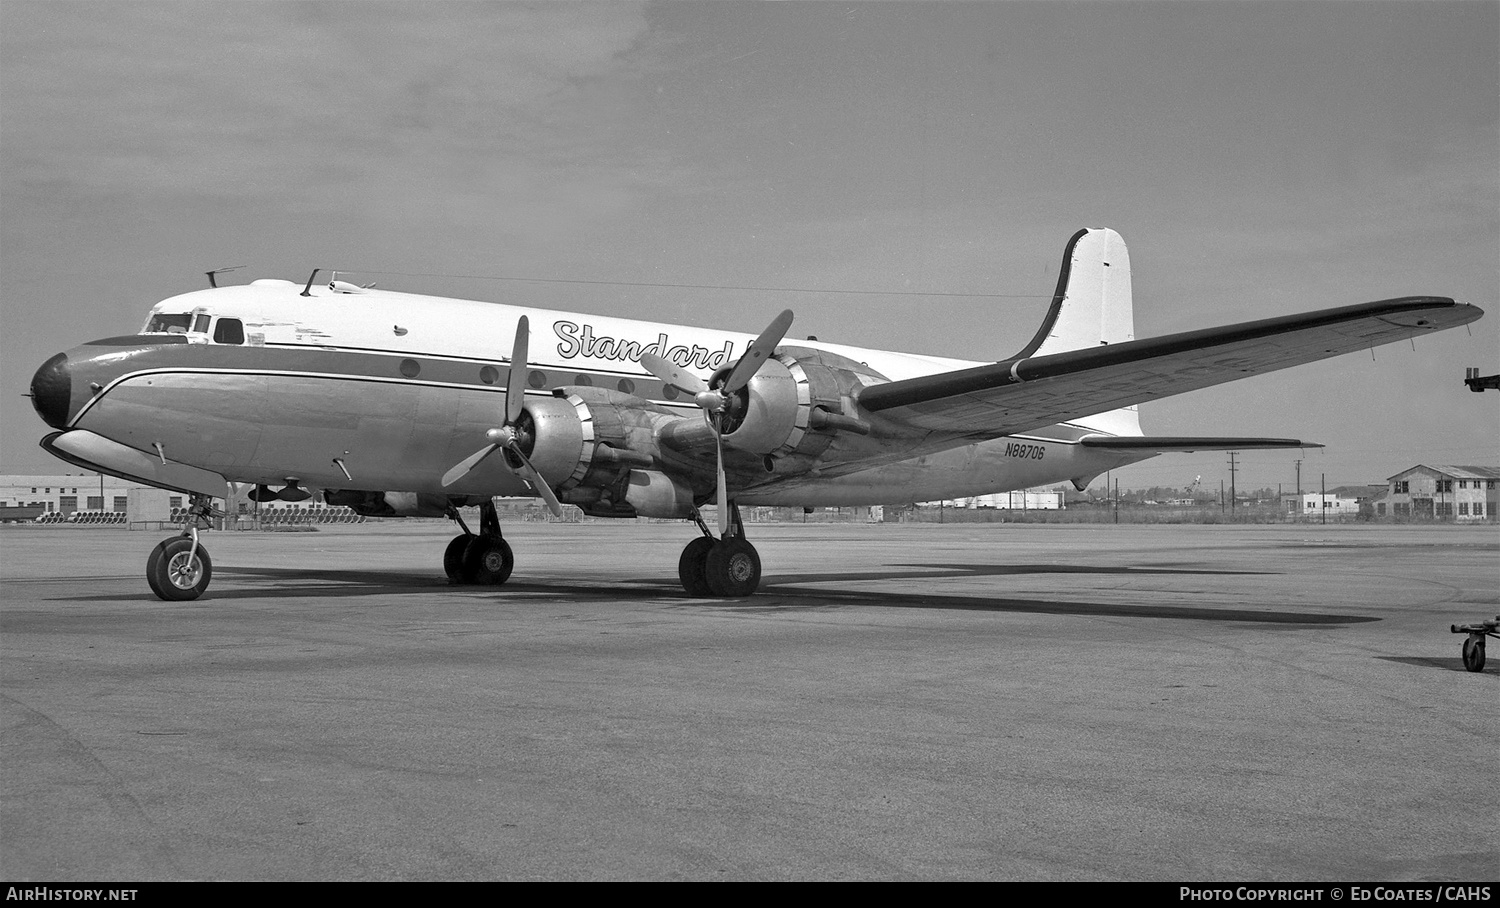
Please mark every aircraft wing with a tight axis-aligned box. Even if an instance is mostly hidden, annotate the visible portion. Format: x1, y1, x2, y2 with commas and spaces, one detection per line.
857, 296, 1483, 437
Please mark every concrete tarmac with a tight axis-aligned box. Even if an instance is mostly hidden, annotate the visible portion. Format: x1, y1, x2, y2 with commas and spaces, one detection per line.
2, 521, 1496, 881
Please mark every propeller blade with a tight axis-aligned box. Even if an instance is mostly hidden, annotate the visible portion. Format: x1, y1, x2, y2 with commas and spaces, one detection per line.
640, 351, 709, 396
506, 316, 530, 425
505, 443, 564, 517
442, 443, 500, 487
723, 309, 794, 393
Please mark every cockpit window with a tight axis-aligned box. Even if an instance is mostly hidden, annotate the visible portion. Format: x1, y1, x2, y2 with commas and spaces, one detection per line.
213, 318, 245, 345
193, 314, 211, 333
145, 313, 193, 333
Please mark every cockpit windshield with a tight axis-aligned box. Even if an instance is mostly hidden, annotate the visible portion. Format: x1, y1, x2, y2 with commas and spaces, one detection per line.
145, 313, 194, 334
142, 310, 245, 344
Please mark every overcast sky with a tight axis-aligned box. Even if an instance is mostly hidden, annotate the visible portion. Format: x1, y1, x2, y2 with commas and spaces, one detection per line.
2, 0, 1496, 492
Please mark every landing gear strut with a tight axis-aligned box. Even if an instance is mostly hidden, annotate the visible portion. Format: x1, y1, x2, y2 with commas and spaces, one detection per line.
147, 494, 218, 601
445, 501, 514, 585
678, 505, 761, 598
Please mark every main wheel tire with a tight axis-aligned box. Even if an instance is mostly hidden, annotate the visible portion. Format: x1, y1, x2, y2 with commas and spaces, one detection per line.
704, 537, 761, 598
444, 534, 470, 582
678, 536, 716, 597
1462, 637, 1486, 673
145, 538, 173, 599
147, 537, 212, 601
463, 536, 514, 585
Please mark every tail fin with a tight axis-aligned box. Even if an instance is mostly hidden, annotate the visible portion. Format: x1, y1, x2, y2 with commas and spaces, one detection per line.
1017, 228, 1141, 436
1015, 227, 1135, 358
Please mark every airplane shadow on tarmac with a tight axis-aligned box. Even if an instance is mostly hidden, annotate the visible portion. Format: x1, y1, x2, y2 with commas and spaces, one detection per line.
116, 561, 1379, 626
1377, 655, 1498, 675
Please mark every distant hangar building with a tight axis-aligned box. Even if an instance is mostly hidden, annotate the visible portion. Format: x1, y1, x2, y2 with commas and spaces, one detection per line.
1379, 465, 1499, 520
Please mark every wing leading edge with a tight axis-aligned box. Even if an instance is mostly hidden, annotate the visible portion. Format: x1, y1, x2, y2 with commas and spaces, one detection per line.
857, 296, 1483, 438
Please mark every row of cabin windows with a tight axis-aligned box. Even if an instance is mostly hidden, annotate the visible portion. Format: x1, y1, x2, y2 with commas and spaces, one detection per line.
144, 313, 245, 345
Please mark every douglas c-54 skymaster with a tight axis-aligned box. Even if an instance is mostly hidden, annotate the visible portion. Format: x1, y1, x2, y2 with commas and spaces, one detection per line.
27, 228, 1484, 600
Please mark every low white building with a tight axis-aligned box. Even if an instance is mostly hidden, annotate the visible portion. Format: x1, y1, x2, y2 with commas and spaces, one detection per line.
1285, 489, 1362, 518
940, 489, 1065, 510
0, 474, 149, 515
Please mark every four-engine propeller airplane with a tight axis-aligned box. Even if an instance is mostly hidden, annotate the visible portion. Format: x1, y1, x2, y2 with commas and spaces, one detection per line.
27, 228, 1484, 600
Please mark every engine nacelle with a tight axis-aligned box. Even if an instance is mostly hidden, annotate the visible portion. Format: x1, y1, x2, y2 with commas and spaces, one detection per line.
717, 359, 800, 454
518, 395, 596, 491
323, 489, 489, 517
710, 346, 889, 467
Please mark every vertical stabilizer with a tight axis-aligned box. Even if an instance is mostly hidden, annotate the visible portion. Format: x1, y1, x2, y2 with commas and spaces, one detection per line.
1016, 227, 1135, 358
1017, 228, 1141, 436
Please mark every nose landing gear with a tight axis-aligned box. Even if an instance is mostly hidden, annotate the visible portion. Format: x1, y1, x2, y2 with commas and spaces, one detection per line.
678, 505, 761, 598
147, 494, 218, 601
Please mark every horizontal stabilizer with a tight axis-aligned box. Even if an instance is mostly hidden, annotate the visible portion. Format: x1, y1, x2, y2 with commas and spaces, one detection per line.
1079, 436, 1321, 452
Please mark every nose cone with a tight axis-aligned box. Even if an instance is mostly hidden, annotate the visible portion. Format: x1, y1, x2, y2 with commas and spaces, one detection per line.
31, 352, 72, 428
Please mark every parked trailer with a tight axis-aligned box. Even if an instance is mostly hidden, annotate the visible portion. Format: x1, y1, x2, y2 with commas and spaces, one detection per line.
1450, 616, 1498, 672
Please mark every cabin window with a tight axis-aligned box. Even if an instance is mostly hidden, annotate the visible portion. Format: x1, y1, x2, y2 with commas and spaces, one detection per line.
145, 313, 194, 333
213, 318, 245, 345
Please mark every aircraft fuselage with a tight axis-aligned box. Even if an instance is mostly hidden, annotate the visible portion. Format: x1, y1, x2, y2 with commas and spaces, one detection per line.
32, 279, 1143, 509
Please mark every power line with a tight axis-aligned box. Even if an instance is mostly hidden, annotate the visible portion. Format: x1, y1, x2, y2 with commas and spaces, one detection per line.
331, 268, 1048, 300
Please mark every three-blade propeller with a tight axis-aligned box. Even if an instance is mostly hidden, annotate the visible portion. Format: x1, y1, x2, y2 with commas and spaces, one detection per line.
640, 309, 793, 534
441, 316, 563, 517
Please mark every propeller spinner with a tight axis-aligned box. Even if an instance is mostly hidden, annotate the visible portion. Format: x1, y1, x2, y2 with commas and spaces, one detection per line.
640, 309, 793, 534
441, 316, 563, 516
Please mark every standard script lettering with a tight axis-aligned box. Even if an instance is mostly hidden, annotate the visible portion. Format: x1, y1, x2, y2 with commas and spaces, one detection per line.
554, 321, 733, 371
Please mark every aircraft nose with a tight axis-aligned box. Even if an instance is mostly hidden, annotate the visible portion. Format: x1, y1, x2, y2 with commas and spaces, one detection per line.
30, 351, 72, 428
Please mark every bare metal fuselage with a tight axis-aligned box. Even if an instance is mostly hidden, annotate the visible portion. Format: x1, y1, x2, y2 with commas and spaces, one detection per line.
38, 279, 1144, 507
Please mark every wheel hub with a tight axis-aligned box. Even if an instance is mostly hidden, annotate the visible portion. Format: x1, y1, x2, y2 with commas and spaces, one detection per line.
167, 553, 202, 589
728, 552, 754, 582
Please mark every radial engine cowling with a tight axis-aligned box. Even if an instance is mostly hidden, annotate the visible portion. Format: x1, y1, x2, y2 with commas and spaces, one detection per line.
716, 358, 801, 455
705, 346, 887, 465
512, 394, 596, 491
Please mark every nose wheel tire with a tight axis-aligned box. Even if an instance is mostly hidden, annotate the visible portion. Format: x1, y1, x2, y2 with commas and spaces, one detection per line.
462, 536, 514, 585
146, 537, 213, 601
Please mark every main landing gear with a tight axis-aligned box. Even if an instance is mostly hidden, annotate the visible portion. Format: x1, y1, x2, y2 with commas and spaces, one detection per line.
678, 505, 762, 598
146, 494, 218, 601
444, 500, 514, 585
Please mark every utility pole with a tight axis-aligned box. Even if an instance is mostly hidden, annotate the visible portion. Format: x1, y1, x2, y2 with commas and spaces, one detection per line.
1321, 473, 1327, 525
1295, 458, 1303, 522
1227, 452, 1238, 518
1114, 477, 1119, 524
